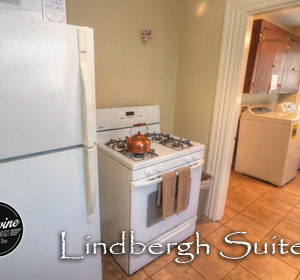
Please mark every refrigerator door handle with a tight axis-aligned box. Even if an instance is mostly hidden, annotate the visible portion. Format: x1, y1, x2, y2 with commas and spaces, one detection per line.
84, 147, 98, 222
78, 29, 95, 149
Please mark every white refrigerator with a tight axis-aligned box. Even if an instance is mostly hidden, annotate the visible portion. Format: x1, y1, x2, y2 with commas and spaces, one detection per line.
0, 10, 102, 280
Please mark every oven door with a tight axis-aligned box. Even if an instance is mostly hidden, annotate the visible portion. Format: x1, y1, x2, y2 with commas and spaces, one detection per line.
130, 159, 203, 244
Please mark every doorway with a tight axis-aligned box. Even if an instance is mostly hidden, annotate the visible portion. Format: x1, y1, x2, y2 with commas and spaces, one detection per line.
205, 0, 300, 221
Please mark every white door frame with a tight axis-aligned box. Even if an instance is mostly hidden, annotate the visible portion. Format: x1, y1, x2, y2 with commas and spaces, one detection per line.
205, 0, 300, 221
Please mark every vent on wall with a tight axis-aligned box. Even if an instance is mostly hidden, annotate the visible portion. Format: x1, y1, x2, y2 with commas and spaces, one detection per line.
0, 0, 20, 5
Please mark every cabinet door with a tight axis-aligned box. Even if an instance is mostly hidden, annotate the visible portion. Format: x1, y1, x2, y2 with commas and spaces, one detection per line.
252, 40, 277, 93
244, 20, 289, 94
252, 26, 287, 94
280, 39, 300, 93
269, 41, 288, 93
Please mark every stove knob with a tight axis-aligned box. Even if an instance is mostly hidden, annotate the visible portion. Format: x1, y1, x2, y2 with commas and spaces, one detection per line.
145, 168, 152, 176
155, 165, 162, 172
185, 155, 192, 162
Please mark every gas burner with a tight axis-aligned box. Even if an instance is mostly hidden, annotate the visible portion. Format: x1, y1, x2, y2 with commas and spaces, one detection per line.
146, 132, 170, 143
106, 139, 127, 152
160, 136, 193, 150
179, 139, 192, 146
120, 149, 158, 161
153, 135, 163, 142
106, 139, 158, 161
171, 142, 184, 150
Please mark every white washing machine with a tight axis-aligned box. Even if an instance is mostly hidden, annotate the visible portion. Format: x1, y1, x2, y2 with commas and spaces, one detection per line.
235, 103, 300, 187
276, 102, 300, 170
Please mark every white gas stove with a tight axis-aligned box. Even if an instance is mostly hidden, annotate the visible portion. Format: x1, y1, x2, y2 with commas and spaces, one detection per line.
96, 105, 205, 274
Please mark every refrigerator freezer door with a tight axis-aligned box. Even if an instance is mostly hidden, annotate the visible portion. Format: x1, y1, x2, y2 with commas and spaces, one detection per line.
0, 11, 96, 160
79, 29, 96, 149
0, 148, 102, 280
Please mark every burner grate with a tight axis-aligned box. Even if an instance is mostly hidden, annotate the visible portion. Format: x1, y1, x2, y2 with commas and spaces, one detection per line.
120, 149, 158, 161
106, 139, 158, 161
146, 132, 170, 143
147, 132, 193, 150
105, 139, 128, 152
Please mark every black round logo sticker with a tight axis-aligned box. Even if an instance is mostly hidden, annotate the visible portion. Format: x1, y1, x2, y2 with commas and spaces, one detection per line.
0, 202, 23, 257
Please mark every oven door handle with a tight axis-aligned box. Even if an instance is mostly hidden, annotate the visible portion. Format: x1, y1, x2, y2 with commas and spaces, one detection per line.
131, 159, 204, 190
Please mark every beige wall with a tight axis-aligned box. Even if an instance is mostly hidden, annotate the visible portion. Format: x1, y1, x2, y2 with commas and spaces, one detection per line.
66, 0, 181, 133
173, 0, 226, 148
253, 14, 294, 32
241, 94, 279, 109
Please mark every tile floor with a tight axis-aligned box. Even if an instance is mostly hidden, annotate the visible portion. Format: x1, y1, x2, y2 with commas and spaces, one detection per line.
102, 170, 300, 280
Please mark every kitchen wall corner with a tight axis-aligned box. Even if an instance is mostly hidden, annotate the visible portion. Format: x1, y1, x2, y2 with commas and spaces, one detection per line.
66, 0, 181, 133
173, 0, 226, 154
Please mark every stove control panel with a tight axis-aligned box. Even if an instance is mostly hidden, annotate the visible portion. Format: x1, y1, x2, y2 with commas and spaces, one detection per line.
145, 164, 162, 176
97, 105, 160, 131
119, 110, 143, 121
143, 151, 203, 177
185, 155, 192, 163
186, 153, 202, 162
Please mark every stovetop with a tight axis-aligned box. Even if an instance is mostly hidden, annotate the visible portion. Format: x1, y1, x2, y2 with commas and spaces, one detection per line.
98, 132, 205, 171
104, 132, 193, 161
96, 106, 205, 172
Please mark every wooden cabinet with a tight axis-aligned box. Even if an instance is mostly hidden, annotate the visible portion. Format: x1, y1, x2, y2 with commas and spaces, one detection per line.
280, 35, 300, 93
243, 19, 300, 94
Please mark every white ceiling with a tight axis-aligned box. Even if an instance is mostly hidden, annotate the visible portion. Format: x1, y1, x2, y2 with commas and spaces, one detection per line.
265, 6, 300, 27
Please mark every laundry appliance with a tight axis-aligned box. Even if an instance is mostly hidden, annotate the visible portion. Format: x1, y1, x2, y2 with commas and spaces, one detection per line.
235, 104, 300, 187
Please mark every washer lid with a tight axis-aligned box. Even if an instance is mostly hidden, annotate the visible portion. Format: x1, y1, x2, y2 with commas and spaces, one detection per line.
250, 107, 271, 114
263, 112, 300, 121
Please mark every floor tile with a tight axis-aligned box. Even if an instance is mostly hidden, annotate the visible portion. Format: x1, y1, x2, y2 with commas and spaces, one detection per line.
223, 265, 259, 280
283, 182, 300, 196
181, 233, 197, 245
190, 243, 237, 280
238, 176, 273, 195
227, 185, 260, 203
259, 231, 300, 271
230, 171, 248, 180
289, 173, 300, 184
151, 261, 205, 280
195, 219, 221, 238
143, 249, 177, 276
286, 207, 300, 225
102, 254, 149, 280
219, 207, 238, 224
274, 218, 300, 242
240, 253, 298, 280
263, 188, 300, 207
255, 195, 293, 216
228, 176, 240, 189
234, 182, 266, 198
225, 214, 270, 243
129, 270, 149, 280
225, 195, 252, 213
242, 204, 282, 229
205, 225, 250, 260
